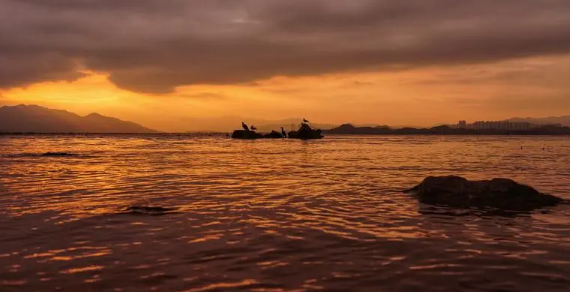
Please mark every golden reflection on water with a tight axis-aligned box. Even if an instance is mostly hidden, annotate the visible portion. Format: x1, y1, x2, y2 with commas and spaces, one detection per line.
184, 279, 258, 292
1, 135, 570, 291
61, 265, 104, 274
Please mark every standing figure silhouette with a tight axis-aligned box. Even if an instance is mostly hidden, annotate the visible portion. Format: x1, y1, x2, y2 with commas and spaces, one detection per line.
281, 127, 287, 138
242, 122, 249, 131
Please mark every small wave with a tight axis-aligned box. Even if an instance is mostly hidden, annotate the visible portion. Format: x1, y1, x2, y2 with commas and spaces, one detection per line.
2, 152, 88, 158
118, 206, 180, 216
41, 152, 79, 157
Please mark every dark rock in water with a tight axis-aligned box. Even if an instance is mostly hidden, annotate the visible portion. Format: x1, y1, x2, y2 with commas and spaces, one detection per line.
232, 124, 322, 140
289, 129, 324, 140
231, 130, 263, 139
288, 124, 324, 140
124, 206, 178, 215
263, 131, 285, 139
42, 152, 77, 157
404, 176, 563, 211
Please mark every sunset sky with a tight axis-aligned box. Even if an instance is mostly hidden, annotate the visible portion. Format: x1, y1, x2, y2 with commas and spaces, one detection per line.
1, 0, 570, 131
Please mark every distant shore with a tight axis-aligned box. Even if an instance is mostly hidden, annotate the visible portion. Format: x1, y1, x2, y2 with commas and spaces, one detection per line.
324, 124, 570, 136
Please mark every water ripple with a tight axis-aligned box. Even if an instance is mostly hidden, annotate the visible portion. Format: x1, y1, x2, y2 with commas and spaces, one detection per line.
1, 135, 570, 292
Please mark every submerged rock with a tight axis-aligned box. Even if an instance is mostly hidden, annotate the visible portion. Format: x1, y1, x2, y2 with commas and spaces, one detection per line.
405, 176, 563, 211
231, 130, 263, 139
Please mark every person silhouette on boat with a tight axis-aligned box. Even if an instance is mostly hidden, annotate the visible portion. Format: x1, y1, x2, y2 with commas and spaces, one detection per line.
303, 118, 310, 123
250, 125, 257, 132
242, 122, 250, 131
281, 127, 287, 138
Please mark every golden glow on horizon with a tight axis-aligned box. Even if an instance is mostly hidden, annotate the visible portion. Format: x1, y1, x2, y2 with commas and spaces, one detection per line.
1, 55, 570, 132
0, 73, 143, 116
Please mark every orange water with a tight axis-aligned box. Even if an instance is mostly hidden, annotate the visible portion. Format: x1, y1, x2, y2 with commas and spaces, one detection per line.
1, 135, 570, 291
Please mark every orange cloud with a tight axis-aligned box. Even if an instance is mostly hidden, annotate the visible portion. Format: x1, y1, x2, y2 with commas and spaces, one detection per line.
2, 56, 570, 132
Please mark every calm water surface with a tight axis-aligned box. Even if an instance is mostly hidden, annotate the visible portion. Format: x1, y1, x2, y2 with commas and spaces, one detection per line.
1, 135, 570, 292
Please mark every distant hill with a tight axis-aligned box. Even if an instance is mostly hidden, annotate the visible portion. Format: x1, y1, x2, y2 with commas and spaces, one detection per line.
325, 123, 570, 135
325, 124, 393, 135
506, 115, 570, 127
0, 105, 157, 133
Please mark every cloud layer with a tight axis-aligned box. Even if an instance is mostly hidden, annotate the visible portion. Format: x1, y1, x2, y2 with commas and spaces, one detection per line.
2, 0, 570, 93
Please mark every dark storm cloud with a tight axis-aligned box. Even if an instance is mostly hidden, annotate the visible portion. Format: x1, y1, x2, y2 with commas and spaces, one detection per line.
1, 0, 570, 93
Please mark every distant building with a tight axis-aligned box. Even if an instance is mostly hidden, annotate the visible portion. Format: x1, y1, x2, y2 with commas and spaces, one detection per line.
457, 120, 467, 129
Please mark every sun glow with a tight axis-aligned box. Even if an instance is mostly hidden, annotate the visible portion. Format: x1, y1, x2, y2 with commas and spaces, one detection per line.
2, 55, 570, 132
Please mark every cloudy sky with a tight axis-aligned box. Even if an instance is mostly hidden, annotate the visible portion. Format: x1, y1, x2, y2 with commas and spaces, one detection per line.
1, 0, 570, 131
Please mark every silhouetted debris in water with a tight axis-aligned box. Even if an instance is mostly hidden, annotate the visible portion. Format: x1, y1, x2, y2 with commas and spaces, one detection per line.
123, 206, 179, 215
42, 152, 78, 157
405, 175, 563, 211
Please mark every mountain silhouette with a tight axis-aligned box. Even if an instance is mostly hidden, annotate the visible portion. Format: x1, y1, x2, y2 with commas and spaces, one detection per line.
506, 115, 570, 127
0, 105, 157, 133
326, 123, 570, 135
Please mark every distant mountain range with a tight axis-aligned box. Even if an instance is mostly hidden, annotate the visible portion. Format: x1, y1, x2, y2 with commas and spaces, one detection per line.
1, 104, 568, 133
0, 105, 157, 133
325, 123, 570, 135
506, 116, 570, 127
200, 115, 570, 132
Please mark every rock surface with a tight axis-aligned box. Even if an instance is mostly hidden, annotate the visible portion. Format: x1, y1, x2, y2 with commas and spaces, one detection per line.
288, 124, 324, 140
263, 131, 285, 138
404, 176, 563, 211
231, 124, 323, 140
231, 130, 263, 139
